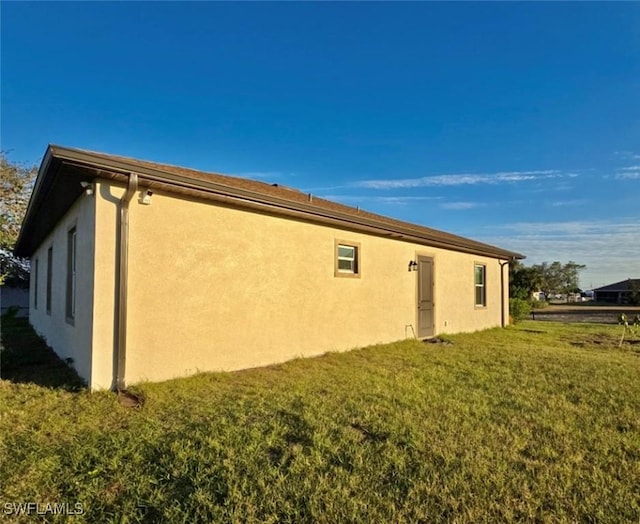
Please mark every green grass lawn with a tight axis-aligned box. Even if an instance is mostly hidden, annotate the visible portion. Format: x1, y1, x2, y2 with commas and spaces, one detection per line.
1, 318, 639, 523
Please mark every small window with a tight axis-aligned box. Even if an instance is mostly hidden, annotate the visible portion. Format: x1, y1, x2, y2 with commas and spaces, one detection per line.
475, 264, 486, 307
338, 245, 356, 272
34, 258, 39, 310
335, 240, 360, 278
46, 247, 53, 314
66, 228, 77, 322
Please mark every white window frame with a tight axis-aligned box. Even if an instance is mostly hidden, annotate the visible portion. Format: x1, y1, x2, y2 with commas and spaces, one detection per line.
474, 263, 486, 307
334, 240, 361, 278
66, 227, 77, 323
34, 258, 39, 310
46, 246, 53, 315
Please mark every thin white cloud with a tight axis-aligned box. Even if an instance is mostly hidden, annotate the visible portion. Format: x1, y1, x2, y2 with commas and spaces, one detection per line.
494, 219, 638, 236
614, 166, 640, 180
616, 171, 640, 180
440, 201, 483, 210
235, 171, 292, 180
550, 199, 588, 207
354, 170, 564, 189
526, 183, 574, 193
320, 195, 443, 205
614, 151, 640, 160
476, 218, 640, 289
377, 196, 444, 204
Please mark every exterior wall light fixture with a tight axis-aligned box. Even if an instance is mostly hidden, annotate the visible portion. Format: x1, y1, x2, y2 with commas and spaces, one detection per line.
139, 189, 153, 205
80, 181, 94, 196
408, 260, 418, 272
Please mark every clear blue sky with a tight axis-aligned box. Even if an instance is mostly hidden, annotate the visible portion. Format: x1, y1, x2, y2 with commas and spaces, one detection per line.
2, 2, 638, 289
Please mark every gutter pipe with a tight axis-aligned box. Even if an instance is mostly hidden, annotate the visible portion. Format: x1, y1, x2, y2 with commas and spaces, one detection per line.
115, 173, 138, 391
500, 258, 513, 327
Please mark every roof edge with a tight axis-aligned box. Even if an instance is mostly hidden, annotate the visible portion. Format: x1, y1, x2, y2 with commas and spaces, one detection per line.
16, 145, 525, 261
13, 146, 56, 256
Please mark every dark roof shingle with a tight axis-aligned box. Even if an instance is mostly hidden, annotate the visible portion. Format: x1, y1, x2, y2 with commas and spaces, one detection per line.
594, 279, 640, 292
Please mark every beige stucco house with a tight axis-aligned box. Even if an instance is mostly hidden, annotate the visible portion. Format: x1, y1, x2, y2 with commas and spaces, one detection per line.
15, 145, 524, 390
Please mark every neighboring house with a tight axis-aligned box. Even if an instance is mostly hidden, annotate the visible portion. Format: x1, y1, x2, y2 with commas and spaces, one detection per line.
0, 286, 29, 318
532, 291, 545, 301
593, 279, 640, 304
581, 290, 594, 301
14, 145, 524, 390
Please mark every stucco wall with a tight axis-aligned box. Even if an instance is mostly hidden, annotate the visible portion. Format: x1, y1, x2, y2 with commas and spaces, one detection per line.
90, 181, 508, 387
435, 251, 506, 333
28, 192, 96, 384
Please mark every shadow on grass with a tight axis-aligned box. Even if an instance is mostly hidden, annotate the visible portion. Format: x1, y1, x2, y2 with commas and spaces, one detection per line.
0, 316, 86, 391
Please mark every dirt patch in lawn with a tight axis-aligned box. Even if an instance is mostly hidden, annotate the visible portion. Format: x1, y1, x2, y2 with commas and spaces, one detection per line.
531, 305, 640, 325
564, 333, 617, 349
561, 331, 640, 351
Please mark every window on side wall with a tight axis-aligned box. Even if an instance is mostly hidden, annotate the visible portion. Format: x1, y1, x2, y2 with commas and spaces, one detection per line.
66, 227, 77, 323
46, 247, 53, 315
335, 240, 360, 278
474, 263, 486, 307
34, 258, 39, 310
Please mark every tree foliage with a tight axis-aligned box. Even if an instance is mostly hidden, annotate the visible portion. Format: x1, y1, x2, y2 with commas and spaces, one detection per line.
628, 279, 640, 306
510, 260, 586, 300
538, 261, 586, 298
1, 152, 37, 286
509, 261, 543, 300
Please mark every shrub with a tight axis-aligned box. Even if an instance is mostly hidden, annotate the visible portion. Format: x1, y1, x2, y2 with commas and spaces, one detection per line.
509, 298, 531, 324
1, 305, 19, 319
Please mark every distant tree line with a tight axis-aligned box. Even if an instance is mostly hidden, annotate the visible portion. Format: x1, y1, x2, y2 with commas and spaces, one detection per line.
1, 151, 37, 287
509, 260, 586, 301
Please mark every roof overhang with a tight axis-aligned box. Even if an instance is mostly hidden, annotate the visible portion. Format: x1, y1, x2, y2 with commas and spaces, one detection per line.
14, 148, 90, 257
15, 145, 525, 261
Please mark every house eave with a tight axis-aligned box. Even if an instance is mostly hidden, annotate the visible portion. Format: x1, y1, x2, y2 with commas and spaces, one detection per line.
15, 145, 525, 261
